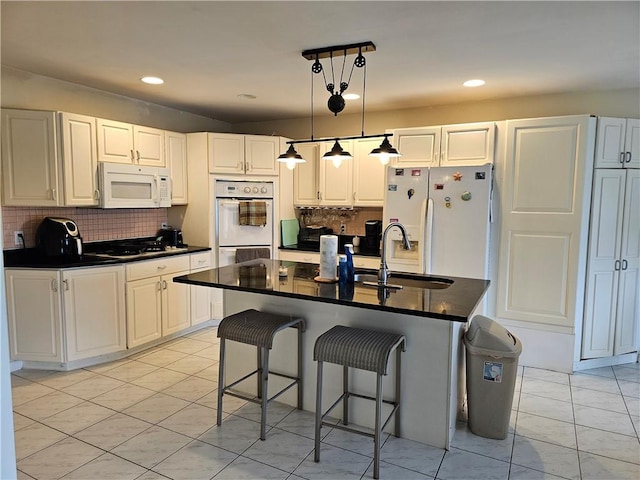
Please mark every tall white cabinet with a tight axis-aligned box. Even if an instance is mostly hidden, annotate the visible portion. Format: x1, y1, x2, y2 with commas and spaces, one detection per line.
581, 120, 639, 360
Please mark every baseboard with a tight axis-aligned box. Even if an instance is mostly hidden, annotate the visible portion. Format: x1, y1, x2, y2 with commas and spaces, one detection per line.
573, 352, 638, 371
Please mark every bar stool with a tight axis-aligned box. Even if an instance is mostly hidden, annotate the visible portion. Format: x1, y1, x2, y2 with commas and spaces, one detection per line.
217, 308, 305, 440
313, 325, 406, 479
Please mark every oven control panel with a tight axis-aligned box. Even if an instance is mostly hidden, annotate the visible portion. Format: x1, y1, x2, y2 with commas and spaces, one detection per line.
215, 180, 274, 198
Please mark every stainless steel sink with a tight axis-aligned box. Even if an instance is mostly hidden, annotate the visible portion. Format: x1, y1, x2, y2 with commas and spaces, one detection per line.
353, 272, 453, 290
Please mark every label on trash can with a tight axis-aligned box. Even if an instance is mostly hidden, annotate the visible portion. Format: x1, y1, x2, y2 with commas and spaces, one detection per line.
483, 361, 503, 382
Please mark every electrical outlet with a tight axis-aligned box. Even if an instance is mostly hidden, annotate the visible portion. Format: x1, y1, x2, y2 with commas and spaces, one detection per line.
161, 222, 168, 229
14, 231, 24, 246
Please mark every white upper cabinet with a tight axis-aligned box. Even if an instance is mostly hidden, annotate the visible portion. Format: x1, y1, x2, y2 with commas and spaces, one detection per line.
353, 138, 387, 206
293, 143, 320, 206
1, 109, 98, 207
166, 131, 188, 204
595, 117, 640, 169
208, 133, 278, 175
391, 122, 495, 167
97, 118, 165, 166
318, 140, 354, 206
60, 112, 99, 206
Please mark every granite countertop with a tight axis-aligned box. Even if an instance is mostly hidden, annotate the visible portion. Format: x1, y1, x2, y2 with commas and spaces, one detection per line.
174, 259, 489, 323
3, 245, 211, 269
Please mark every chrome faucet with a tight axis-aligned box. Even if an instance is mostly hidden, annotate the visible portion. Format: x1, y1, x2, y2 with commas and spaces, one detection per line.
378, 222, 411, 286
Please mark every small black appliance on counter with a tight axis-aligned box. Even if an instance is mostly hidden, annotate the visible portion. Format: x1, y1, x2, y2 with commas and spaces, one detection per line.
364, 220, 382, 252
297, 225, 333, 249
156, 226, 185, 247
36, 217, 84, 258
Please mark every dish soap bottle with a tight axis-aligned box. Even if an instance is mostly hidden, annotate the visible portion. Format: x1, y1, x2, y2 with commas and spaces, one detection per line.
344, 244, 355, 282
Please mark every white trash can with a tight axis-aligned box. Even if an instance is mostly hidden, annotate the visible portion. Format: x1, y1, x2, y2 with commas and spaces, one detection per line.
463, 315, 522, 439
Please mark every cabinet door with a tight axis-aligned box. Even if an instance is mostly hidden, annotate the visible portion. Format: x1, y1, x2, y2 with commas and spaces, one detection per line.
278, 250, 319, 264
161, 271, 191, 336
134, 125, 165, 166
319, 140, 353, 206
581, 170, 626, 359
1, 109, 61, 206
126, 276, 162, 348
208, 133, 244, 174
245, 135, 278, 175
5, 269, 62, 362
60, 112, 99, 206
190, 253, 212, 326
63, 266, 126, 361
353, 139, 386, 206
166, 131, 188, 204
392, 127, 440, 167
97, 118, 134, 164
595, 117, 626, 169
440, 122, 495, 167
614, 169, 640, 354
497, 115, 596, 328
624, 119, 640, 169
293, 143, 319, 206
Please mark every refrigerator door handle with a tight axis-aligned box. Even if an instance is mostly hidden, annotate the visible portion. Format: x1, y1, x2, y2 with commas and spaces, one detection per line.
423, 197, 433, 274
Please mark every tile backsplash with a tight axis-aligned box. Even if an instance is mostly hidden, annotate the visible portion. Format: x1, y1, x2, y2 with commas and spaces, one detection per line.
2, 207, 168, 249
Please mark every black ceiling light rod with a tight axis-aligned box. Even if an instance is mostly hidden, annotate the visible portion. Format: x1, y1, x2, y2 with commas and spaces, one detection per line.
301, 41, 376, 61
287, 133, 394, 146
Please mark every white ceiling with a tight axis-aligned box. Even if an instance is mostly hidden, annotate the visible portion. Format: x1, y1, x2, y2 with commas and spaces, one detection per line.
2, 1, 639, 124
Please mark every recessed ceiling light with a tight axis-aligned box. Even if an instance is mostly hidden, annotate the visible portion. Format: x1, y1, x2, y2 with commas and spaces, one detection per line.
237, 94, 257, 100
463, 79, 485, 87
343, 93, 360, 100
141, 76, 164, 85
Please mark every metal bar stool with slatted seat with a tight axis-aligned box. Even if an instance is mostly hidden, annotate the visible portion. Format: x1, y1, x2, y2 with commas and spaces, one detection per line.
313, 325, 406, 479
217, 308, 305, 440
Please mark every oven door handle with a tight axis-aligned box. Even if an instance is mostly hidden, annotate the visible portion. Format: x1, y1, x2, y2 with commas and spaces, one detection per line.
220, 200, 241, 206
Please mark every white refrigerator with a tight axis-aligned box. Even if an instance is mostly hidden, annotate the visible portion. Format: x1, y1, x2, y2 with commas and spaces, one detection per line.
383, 165, 493, 279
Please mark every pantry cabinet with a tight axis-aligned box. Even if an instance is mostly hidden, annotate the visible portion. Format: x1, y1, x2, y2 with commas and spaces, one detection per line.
5, 265, 125, 364
581, 168, 639, 359
96, 118, 165, 166
595, 117, 640, 169
391, 122, 495, 167
208, 133, 279, 175
1, 109, 98, 207
166, 130, 188, 204
125, 255, 191, 348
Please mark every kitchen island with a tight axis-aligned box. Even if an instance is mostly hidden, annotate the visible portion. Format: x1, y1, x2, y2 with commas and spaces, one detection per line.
174, 259, 489, 449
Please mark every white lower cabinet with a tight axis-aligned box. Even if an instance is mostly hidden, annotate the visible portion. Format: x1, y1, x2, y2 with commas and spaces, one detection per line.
190, 252, 212, 326
5, 265, 125, 364
279, 250, 379, 269
125, 256, 190, 348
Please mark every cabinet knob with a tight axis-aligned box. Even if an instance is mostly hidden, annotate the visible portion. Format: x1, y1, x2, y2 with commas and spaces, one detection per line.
94, 189, 101, 200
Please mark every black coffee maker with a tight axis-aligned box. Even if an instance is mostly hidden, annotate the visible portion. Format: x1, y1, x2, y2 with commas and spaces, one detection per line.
36, 217, 84, 258
364, 220, 382, 252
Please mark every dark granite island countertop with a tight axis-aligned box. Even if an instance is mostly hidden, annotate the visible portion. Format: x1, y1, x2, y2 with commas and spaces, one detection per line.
174, 259, 489, 323
175, 259, 490, 450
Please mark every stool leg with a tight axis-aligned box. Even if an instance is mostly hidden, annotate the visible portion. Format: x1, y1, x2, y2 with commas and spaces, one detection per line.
217, 338, 226, 426
257, 347, 263, 400
374, 373, 383, 480
259, 347, 269, 440
343, 364, 349, 426
314, 360, 323, 462
395, 346, 402, 437
297, 324, 303, 410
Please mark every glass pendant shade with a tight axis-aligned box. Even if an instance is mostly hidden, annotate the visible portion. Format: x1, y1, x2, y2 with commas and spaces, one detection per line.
277, 144, 305, 170
369, 137, 401, 165
322, 140, 352, 168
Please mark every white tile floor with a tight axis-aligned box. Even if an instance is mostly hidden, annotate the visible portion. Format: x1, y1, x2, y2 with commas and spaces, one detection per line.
10, 326, 640, 480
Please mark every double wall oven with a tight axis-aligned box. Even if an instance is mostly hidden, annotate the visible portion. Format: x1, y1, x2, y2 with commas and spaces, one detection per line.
214, 179, 275, 267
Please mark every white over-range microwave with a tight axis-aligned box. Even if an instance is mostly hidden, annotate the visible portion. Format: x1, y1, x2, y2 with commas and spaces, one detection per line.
98, 162, 171, 208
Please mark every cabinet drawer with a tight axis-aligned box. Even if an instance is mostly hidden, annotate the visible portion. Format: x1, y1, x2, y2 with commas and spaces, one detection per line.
190, 252, 212, 270
353, 256, 380, 269
126, 256, 190, 281
279, 250, 320, 264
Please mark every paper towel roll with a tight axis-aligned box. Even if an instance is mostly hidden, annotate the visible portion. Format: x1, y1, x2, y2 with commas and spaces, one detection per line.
319, 234, 338, 280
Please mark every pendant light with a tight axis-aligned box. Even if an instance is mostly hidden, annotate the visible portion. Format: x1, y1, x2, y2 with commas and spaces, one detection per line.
369, 135, 401, 165
322, 140, 353, 168
277, 144, 305, 170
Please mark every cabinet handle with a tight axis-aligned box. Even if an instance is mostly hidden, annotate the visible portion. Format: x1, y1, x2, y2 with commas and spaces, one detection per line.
615, 260, 621, 271
162, 280, 168, 289
157, 281, 162, 291
246, 161, 251, 172
51, 279, 58, 292
237, 162, 243, 171
94, 189, 100, 200
353, 192, 356, 200
157, 265, 167, 270
52, 188, 57, 201
626, 152, 632, 163
131, 149, 135, 161
62, 279, 69, 291
136, 150, 141, 162
622, 259, 628, 270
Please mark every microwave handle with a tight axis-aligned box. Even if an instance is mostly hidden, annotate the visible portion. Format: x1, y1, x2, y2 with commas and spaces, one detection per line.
153, 175, 160, 205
